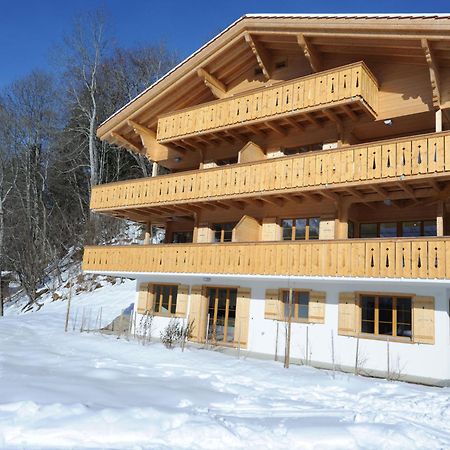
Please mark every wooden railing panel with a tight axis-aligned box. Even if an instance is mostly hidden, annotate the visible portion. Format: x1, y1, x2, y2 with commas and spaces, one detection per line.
83, 238, 450, 281
90, 132, 450, 211
156, 62, 378, 142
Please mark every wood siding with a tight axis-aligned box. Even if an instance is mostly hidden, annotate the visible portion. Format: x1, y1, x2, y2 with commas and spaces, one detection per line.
83, 237, 450, 280
156, 62, 378, 142
90, 131, 450, 212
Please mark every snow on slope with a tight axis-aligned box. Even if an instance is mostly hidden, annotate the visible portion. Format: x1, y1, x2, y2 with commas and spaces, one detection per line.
0, 281, 450, 449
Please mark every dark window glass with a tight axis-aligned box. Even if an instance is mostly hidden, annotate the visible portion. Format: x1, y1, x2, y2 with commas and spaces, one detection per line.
361, 296, 375, 333
397, 297, 412, 337
424, 220, 437, 237
297, 291, 309, 319
380, 223, 397, 238
213, 223, 235, 242
154, 285, 178, 315
282, 219, 293, 240
348, 221, 355, 239
402, 221, 421, 237
172, 231, 193, 243
378, 296, 393, 335
294, 219, 306, 240
309, 218, 320, 240
360, 223, 378, 238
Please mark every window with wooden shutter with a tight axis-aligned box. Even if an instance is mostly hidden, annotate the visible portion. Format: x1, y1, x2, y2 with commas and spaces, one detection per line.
264, 289, 282, 320
413, 296, 435, 344
338, 292, 357, 336
309, 291, 326, 323
188, 286, 207, 342
136, 283, 153, 314
235, 287, 251, 348
175, 285, 189, 317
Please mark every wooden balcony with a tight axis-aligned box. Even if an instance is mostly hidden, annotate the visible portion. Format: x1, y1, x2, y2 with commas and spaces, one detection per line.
156, 62, 378, 145
90, 131, 450, 218
83, 238, 450, 281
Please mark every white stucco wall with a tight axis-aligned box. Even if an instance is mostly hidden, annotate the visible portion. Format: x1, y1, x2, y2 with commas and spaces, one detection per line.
123, 272, 450, 384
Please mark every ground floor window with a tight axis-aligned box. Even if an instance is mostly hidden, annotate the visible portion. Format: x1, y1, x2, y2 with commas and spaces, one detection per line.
360, 294, 412, 338
207, 287, 237, 343
281, 290, 310, 321
153, 284, 178, 315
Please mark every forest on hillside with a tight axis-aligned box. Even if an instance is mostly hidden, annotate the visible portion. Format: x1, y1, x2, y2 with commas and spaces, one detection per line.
0, 10, 178, 311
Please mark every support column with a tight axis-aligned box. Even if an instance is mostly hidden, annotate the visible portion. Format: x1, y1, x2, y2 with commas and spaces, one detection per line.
437, 201, 444, 237
152, 162, 158, 177
436, 109, 443, 133
335, 201, 350, 239
143, 222, 152, 244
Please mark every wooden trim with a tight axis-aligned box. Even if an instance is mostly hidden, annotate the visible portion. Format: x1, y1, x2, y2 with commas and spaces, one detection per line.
84, 237, 450, 280
90, 131, 450, 213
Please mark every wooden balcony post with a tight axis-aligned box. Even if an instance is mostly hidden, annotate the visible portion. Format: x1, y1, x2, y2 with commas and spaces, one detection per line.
144, 222, 152, 245
335, 201, 350, 239
436, 109, 443, 133
437, 201, 444, 237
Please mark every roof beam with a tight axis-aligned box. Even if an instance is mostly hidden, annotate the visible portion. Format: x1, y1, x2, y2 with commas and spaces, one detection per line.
197, 68, 227, 99
297, 34, 321, 72
244, 33, 271, 80
265, 121, 287, 136
110, 132, 142, 153
421, 38, 441, 107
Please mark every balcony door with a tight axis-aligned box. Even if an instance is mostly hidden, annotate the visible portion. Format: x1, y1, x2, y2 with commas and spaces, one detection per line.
206, 287, 237, 344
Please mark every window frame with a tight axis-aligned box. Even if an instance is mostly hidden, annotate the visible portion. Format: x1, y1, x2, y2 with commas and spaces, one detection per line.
152, 283, 179, 316
212, 223, 236, 243
357, 292, 412, 341
358, 220, 437, 239
280, 289, 311, 323
281, 217, 320, 241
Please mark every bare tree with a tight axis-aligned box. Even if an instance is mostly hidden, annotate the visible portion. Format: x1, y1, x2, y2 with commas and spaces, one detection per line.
61, 9, 110, 190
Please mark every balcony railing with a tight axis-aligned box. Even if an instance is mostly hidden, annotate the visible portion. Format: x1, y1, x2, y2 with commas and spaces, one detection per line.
156, 62, 378, 143
83, 238, 450, 281
90, 131, 450, 212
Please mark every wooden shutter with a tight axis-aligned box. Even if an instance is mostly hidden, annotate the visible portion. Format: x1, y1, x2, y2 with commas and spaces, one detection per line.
264, 289, 283, 320
413, 296, 435, 344
136, 283, 153, 314
188, 286, 207, 342
309, 291, 326, 323
235, 287, 251, 348
338, 292, 357, 336
175, 284, 189, 317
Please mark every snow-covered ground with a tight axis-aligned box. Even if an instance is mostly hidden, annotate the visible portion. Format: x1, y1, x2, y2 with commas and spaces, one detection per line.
1, 279, 450, 449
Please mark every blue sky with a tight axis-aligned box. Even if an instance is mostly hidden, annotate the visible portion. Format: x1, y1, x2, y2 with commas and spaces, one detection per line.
1, 0, 449, 88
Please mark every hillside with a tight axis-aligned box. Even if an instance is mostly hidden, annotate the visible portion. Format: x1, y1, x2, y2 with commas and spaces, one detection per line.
0, 278, 450, 449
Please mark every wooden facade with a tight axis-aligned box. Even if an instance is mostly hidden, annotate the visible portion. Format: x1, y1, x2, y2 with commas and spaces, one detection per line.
84, 15, 450, 282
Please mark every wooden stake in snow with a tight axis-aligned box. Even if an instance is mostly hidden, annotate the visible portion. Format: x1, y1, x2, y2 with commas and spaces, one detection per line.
331, 330, 336, 378
237, 323, 241, 360
387, 337, 390, 380
205, 313, 210, 348
64, 279, 72, 332
274, 322, 279, 362
305, 326, 309, 366
354, 336, 360, 375
284, 288, 293, 369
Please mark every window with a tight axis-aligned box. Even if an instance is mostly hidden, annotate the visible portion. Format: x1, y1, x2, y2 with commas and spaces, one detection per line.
282, 218, 320, 241
172, 231, 193, 243
348, 221, 355, 239
213, 223, 235, 242
281, 290, 309, 321
153, 285, 178, 315
207, 287, 237, 343
359, 220, 437, 238
360, 294, 412, 338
